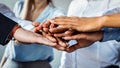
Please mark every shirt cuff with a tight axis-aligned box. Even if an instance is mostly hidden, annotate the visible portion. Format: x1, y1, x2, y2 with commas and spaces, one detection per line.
101, 28, 120, 42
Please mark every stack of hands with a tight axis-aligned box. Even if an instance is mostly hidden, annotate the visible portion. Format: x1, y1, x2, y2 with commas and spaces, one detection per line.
33, 16, 103, 53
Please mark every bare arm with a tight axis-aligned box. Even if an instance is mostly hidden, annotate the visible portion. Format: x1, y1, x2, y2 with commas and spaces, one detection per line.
51, 13, 120, 32
13, 27, 57, 46
102, 13, 120, 28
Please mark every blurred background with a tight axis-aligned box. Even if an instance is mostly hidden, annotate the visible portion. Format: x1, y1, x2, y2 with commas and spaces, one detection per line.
0, 0, 71, 11
0, 0, 72, 68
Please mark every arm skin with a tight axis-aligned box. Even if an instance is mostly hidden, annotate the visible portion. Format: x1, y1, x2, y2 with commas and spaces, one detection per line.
13, 27, 57, 46
54, 30, 103, 52
0, 12, 57, 46
14, 27, 68, 50
0, 27, 67, 67
32, 21, 69, 51
33, 21, 103, 52
32, 13, 120, 52
51, 13, 120, 32
102, 13, 120, 28
50, 13, 120, 42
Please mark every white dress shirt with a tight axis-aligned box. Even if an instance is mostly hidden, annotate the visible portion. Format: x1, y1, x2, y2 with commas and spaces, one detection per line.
60, 0, 120, 68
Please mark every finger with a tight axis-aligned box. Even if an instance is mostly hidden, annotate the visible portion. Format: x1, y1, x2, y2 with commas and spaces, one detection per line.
50, 24, 77, 33
56, 37, 68, 47
60, 25, 80, 32
33, 28, 38, 33
65, 43, 80, 53
40, 37, 57, 47
54, 16, 80, 20
52, 18, 78, 25
54, 30, 74, 37
63, 34, 86, 40
34, 23, 44, 33
36, 25, 42, 30
42, 20, 52, 33
38, 23, 45, 30
43, 32, 57, 43
54, 16, 67, 19
32, 22, 40, 27
50, 23, 55, 28
54, 33, 66, 37
49, 26, 68, 33
43, 20, 51, 28
32, 23, 41, 33
43, 28, 49, 33
33, 28, 40, 33
51, 21, 72, 25
65, 29, 75, 36
33, 27, 42, 34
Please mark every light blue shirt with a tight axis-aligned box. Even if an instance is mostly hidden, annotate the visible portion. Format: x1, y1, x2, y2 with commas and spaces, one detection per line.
60, 0, 120, 68
4, 1, 65, 62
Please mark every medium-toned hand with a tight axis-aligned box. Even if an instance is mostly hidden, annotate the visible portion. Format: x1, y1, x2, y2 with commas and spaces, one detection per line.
52, 26, 103, 52
63, 31, 103, 52
32, 21, 103, 52
51, 16, 105, 32
32, 22, 69, 51
66, 39, 93, 53
32, 22, 56, 42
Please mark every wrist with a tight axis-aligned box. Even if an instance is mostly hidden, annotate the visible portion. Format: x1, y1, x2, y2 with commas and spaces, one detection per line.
34, 33, 43, 44
99, 15, 108, 28
10, 25, 21, 39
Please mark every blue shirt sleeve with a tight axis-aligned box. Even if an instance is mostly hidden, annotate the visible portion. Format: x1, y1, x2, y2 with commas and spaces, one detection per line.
101, 7, 120, 42
102, 28, 120, 42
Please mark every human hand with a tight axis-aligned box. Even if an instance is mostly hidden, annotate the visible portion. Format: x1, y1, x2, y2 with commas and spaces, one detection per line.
32, 21, 69, 51
39, 32, 68, 51
52, 26, 103, 52
32, 21, 103, 52
51, 16, 105, 32
32, 22, 57, 43
63, 31, 103, 52
54, 30, 103, 52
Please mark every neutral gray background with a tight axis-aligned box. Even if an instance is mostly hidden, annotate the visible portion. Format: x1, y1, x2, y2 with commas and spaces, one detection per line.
0, 0, 72, 11
0, 0, 72, 68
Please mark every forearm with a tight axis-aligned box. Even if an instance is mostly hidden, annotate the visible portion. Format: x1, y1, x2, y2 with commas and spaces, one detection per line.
13, 28, 41, 44
13, 28, 57, 46
98, 13, 120, 41
102, 13, 120, 28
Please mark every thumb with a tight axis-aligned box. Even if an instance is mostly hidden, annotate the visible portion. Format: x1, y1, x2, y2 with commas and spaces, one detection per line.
32, 22, 40, 27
